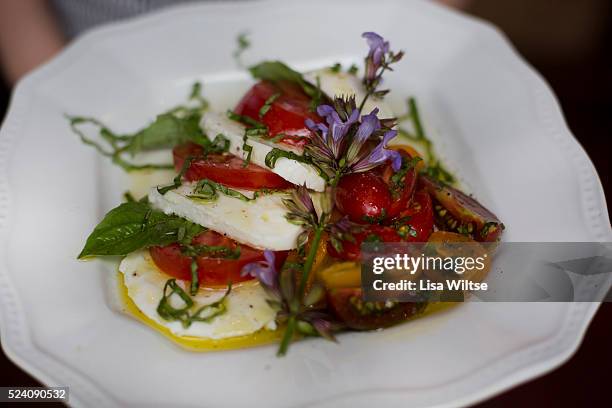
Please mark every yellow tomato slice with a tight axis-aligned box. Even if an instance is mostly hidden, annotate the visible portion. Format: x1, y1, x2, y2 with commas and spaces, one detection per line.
318, 262, 361, 289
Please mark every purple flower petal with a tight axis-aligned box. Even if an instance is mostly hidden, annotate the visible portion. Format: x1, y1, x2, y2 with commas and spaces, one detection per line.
355, 108, 380, 141
263, 249, 275, 265
241, 251, 277, 287
304, 118, 316, 130
345, 108, 380, 163
362, 32, 391, 85
388, 149, 403, 171
351, 129, 399, 172
373, 47, 385, 66
316, 105, 335, 117
297, 184, 316, 214
362, 32, 385, 52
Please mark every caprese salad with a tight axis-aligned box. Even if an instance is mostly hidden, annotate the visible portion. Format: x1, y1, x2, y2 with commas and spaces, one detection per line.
73, 32, 504, 355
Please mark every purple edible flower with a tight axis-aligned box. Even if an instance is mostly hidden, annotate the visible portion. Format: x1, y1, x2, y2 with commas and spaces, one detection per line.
345, 108, 380, 163
360, 31, 403, 95
241, 250, 277, 287
352, 129, 402, 172
306, 103, 359, 159
362, 32, 390, 82
305, 96, 400, 181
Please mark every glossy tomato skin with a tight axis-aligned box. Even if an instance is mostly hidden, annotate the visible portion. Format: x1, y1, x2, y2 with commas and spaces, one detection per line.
386, 190, 434, 242
234, 80, 320, 147
379, 154, 417, 218
335, 153, 417, 223
150, 231, 287, 286
335, 172, 393, 223
173, 142, 291, 189
327, 288, 424, 330
328, 191, 434, 261
327, 224, 402, 261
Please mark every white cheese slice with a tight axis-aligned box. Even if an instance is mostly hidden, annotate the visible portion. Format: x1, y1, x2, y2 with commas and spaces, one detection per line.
120, 250, 278, 339
149, 183, 302, 250
200, 112, 326, 192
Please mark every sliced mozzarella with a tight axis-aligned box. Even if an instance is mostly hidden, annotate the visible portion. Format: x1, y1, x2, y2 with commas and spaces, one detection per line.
120, 251, 277, 339
303, 69, 395, 119
149, 183, 302, 250
200, 112, 326, 192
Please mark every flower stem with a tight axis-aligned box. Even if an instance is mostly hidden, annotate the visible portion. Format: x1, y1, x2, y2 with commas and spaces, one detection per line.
298, 225, 324, 301
276, 225, 323, 357
359, 66, 388, 112
277, 315, 296, 356
330, 169, 342, 187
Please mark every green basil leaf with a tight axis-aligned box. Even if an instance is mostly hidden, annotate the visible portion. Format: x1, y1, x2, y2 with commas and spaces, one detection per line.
78, 201, 204, 259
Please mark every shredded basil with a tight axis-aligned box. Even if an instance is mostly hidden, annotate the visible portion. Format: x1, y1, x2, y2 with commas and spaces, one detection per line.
189, 259, 199, 295
259, 93, 280, 118
364, 234, 383, 243
69, 82, 212, 172
226, 110, 266, 166
330, 63, 342, 73
183, 244, 241, 261
389, 156, 421, 199
157, 279, 231, 328
157, 155, 196, 195
252, 188, 285, 199
265, 148, 310, 169
186, 179, 285, 204
187, 179, 254, 203
233, 32, 250, 66
265, 148, 328, 182
187, 180, 218, 201
242, 131, 254, 166
362, 208, 387, 225
208, 133, 230, 153
226, 110, 266, 129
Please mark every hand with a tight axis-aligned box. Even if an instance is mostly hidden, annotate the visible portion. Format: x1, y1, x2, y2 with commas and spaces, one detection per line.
0, 0, 65, 85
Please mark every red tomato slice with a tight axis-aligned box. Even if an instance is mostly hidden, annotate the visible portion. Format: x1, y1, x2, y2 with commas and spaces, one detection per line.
149, 230, 287, 286
234, 80, 321, 147
173, 142, 291, 189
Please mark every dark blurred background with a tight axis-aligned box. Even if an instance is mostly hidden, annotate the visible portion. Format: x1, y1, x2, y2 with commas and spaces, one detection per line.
0, 0, 610, 406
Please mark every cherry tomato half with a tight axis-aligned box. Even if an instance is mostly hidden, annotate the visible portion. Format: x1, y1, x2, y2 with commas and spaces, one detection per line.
385, 190, 434, 243
335, 152, 417, 223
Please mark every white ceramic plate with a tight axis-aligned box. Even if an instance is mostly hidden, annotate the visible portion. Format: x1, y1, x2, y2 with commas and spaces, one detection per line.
1, 0, 611, 407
